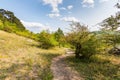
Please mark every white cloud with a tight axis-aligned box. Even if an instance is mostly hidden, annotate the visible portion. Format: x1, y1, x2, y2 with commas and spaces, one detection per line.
67, 5, 73, 10
43, 0, 63, 13
21, 20, 51, 32
82, 0, 94, 8
83, 0, 94, 4
60, 7, 66, 10
99, 0, 109, 3
61, 17, 79, 22
60, 5, 73, 11
48, 13, 60, 18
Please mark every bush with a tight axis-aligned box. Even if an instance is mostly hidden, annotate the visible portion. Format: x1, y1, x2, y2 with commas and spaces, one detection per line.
80, 34, 100, 58
67, 22, 100, 58
38, 31, 55, 49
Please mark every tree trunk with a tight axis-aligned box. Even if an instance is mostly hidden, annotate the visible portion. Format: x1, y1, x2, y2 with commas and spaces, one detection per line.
75, 44, 81, 58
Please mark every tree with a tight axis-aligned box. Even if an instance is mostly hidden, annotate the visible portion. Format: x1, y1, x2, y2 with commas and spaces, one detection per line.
0, 9, 26, 32
54, 28, 65, 47
100, 14, 120, 48
0, 9, 6, 27
67, 22, 99, 58
100, 15, 119, 31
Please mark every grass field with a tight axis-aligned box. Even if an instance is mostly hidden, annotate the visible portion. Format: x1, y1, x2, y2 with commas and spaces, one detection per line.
66, 54, 120, 80
0, 30, 65, 80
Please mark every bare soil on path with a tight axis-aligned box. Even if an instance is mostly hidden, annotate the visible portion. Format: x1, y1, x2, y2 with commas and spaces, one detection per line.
51, 49, 83, 80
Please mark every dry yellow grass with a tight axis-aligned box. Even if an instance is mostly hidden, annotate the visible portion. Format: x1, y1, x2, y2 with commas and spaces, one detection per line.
0, 30, 65, 80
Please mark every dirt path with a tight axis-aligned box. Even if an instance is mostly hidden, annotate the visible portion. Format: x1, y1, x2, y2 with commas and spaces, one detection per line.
51, 49, 83, 80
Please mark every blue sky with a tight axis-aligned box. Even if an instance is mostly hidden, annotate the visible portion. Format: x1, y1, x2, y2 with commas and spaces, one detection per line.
0, 0, 119, 33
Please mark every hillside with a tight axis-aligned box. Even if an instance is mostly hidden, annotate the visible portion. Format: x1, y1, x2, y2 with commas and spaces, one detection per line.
0, 30, 65, 80
0, 9, 25, 32
0, 9, 38, 40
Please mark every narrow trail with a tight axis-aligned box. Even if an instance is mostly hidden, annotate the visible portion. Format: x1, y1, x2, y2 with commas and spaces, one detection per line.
51, 49, 83, 80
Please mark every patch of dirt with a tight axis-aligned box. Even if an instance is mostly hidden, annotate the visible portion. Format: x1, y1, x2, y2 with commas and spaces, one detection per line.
51, 49, 83, 80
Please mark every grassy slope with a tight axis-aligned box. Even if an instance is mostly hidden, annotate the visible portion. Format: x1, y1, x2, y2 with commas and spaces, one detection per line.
66, 54, 120, 80
0, 30, 65, 80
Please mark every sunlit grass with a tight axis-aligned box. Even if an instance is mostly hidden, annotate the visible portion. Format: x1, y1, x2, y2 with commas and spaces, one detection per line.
0, 30, 65, 80
66, 54, 120, 80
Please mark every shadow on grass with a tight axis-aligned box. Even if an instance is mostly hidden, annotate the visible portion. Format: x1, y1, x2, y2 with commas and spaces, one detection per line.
66, 56, 120, 80
39, 53, 60, 61
26, 43, 40, 48
27, 43, 54, 50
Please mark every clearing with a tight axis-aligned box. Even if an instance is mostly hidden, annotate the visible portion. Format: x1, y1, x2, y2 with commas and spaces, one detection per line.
0, 30, 65, 80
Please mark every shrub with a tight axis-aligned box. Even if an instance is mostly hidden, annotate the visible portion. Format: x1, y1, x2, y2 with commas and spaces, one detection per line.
80, 34, 100, 58
67, 22, 100, 59
38, 31, 55, 49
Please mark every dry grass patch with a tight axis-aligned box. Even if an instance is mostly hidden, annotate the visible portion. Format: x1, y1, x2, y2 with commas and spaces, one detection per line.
0, 30, 65, 80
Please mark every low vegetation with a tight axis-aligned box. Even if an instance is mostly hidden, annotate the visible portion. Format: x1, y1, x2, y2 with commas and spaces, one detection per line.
0, 6, 120, 80
66, 22, 100, 59
66, 10, 120, 80
66, 54, 120, 80
0, 31, 65, 80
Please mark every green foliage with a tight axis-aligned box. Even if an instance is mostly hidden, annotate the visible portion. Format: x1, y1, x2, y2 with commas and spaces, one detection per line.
38, 31, 56, 49
100, 14, 120, 31
0, 9, 67, 49
67, 22, 99, 58
80, 34, 100, 58
0, 9, 40, 41
0, 9, 25, 32
100, 13, 120, 49
100, 31, 120, 48
54, 28, 66, 47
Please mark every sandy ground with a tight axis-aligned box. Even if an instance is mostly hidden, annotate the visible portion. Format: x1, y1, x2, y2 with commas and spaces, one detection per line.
51, 49, 83, 80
